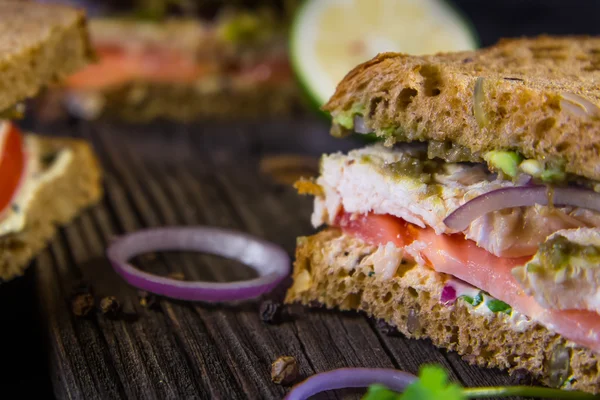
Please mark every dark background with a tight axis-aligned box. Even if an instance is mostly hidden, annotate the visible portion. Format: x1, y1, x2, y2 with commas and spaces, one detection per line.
1, 0, 599, 398
453, 0, 600, 46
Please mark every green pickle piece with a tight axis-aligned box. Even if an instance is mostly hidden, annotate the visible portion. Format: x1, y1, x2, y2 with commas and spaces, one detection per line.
517, 157, 567, 183
333, 113, 355, 130
513, 233, 600, 313
484, 150, 522, 177
486, 299, 512, 314
538, 235, 600, 272
332, 104, 366, 131
460, 292, 483, 307
540, 167, 567, 183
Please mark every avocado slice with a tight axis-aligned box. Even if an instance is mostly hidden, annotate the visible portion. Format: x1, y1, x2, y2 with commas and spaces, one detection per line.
484, 150, 522, 177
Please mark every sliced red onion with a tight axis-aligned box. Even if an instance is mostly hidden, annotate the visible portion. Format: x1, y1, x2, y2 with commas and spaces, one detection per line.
353, 115, 371, 134
285, 368, 417, 400
106, 227, 290, 302
440, 285, 457, 305
444, 185, 600, 232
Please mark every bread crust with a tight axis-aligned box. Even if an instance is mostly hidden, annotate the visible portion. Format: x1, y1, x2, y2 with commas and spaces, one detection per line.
285, 229, 600, 393
0, 135, 102, 281
0, 1, 94, 113
324, 36, 600, 181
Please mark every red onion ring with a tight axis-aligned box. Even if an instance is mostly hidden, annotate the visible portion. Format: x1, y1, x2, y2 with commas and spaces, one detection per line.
284, 368, 417, 400
444, 185, 600, 231
106, 227, 290, 302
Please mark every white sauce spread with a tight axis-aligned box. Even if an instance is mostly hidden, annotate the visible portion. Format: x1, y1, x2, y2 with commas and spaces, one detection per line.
448, 278, 535, 333
0, 136, 73, 236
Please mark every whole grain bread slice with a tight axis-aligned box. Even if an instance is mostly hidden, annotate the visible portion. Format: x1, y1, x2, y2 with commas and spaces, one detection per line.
324, 36, 600, 181
0, 1, 94, 113
285, 229, 600, 394
0, 136, 102, 281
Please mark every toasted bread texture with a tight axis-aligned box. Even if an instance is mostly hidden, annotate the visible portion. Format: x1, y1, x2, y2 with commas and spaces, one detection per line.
0, 1, 94, 113
64, 82, 300, 122
0, 136, 102, 281
285, 229, 600, 394
324, 36, 600, 181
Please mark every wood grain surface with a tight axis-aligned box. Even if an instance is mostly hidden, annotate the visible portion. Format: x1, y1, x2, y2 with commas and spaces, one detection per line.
5, 118, 530, 399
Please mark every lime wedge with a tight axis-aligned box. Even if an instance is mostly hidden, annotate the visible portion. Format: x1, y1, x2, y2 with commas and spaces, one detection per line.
291, 0, 479, 108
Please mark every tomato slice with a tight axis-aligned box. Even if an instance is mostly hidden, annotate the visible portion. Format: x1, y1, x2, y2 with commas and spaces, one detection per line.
335, 212, 412, 248
334, 211, 600, 353
0, 121, 25, 216
66, 44, 211, 90
66, 42, 292, 90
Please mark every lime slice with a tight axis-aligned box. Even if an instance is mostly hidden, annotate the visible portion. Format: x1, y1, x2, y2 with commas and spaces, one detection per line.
291, 0, 479, 108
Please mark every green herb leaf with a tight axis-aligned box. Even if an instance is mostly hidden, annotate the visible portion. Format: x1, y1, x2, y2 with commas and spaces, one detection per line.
399, 365, 465, 400
460, 292, 483, 307
363, 384, 402, 400
362, 364, 600, 400
487, 299, 512, 314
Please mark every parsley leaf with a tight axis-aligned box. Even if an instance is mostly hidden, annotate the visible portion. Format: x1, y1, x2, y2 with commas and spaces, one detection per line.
363, 384, 402, 400
362, 364, 599, 400
486, 299, 512, 314
460, 292, 483, 306
362, 365, 465, 400
400, 365, 465, 400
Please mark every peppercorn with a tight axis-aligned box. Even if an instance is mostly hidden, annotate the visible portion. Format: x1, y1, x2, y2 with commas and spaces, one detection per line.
138, 290, 159, 309
259, 300, 283, 324
99, 296, 121, 318
71, 293, 94, 317
271, 356, 299, 385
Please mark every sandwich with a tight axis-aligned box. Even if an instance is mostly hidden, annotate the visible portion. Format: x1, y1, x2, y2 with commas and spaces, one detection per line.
286, 36, 600, 393
0, 1, 102, 281
40, 8, 299, 122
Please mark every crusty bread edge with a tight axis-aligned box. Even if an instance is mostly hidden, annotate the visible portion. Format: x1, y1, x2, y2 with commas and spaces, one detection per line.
285, 229, 600, 394
0, 135, 102, 281
0, 7, 95, 112
320, 36, 600, 181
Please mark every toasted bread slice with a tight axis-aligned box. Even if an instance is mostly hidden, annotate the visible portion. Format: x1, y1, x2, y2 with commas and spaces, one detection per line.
285, 229, 600, 394
0, 1, 94, 113
0, 136, 102, 281
324, 36, 600, 181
